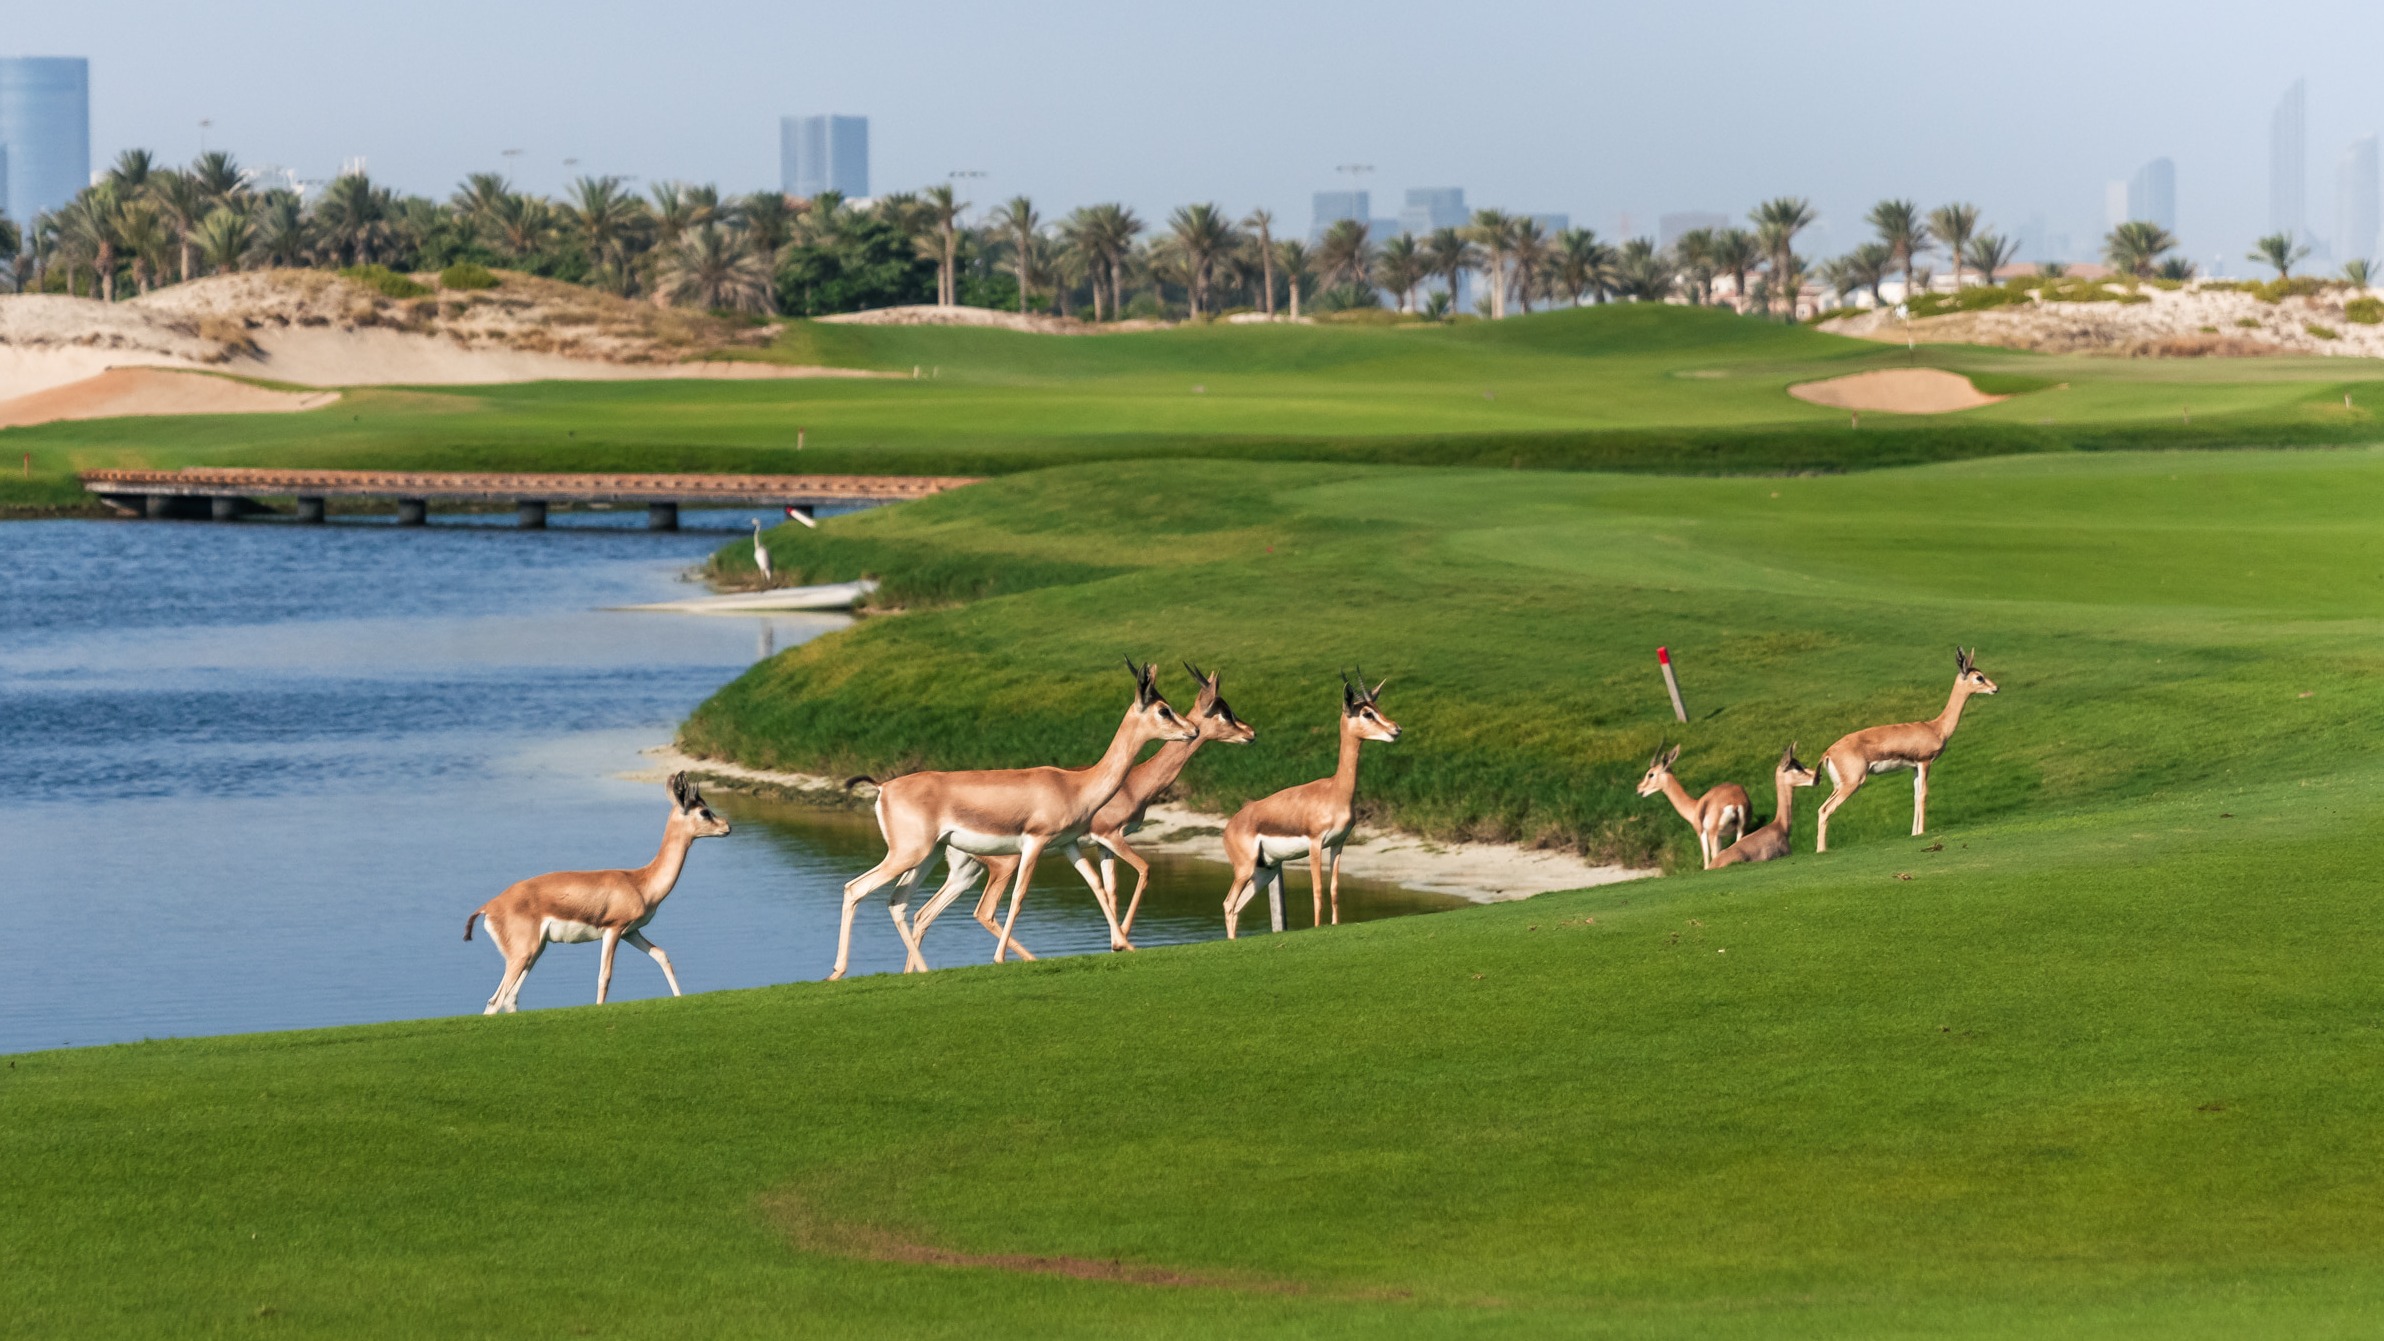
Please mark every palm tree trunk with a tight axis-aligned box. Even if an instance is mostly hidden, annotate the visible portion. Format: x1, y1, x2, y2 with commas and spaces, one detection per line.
1289, 277, 1301, 320
1261, 248, 1275, 316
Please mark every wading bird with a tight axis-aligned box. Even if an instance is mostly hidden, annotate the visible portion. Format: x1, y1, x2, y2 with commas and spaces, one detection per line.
750, 520, 774, 586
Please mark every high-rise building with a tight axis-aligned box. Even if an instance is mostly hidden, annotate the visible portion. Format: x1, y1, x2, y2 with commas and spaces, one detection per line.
1399, 187, 1466, 236
2128, 157, 2176, 232
780, 114, 867, 200
1312, 189, 1368, 239
2338, 136, 2379, 265
1659, 211, 1727, 250
2103, 180, 2129, 230
0, 57, 90, 224
1526, 212, 1570, 235
2272, 79, 2307, 242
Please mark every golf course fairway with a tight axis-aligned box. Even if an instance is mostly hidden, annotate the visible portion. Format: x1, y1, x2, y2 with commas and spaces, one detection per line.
12, 436, 2384, 1336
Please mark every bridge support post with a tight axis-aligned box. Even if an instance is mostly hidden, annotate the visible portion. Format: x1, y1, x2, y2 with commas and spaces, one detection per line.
295, 496, 326, 524
144, 494, 173, 520
210, 496, 245, 522
646, 502, 679, 532
397, 499, 428, 526
517, 500, 549, 529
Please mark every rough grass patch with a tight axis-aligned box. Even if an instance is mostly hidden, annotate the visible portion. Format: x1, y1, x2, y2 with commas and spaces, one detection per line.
340, 264, 431, 299
439, 262, 500, 291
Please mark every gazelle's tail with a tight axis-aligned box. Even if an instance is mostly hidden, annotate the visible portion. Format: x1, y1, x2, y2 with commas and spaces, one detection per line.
464, 912, 481, 941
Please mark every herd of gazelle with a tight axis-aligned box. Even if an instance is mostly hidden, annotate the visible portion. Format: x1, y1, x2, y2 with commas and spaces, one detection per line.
1639, 647, 1999, 868
469, 649, 1993, 1008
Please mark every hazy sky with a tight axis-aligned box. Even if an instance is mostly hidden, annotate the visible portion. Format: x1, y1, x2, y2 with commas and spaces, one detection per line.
20, 0, 2384, 270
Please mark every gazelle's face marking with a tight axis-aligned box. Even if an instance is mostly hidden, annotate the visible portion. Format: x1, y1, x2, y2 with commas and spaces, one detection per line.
1348, 701, 1401, 743
1141, 696, 1201, 742
1202, 695, 1256, 744
1963, 667, 1999, 696
1635, 763, 1669, 797
1782, 759, 1819, 788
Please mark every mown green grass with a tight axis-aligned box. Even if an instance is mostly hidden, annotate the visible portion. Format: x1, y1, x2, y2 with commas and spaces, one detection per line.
9, 305, 2384, 514
13, 446, 2384, 1335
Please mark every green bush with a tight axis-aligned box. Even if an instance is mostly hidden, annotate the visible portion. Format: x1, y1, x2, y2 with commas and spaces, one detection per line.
2307, 323, 2340, 340
2344, 296, 2383, 324
1904, 283, 2029, 318
439, 262, 499, 291
340, 264, 431, 299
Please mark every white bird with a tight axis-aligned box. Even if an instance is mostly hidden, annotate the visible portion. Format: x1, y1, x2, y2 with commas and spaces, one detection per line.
751, 519, 775, 586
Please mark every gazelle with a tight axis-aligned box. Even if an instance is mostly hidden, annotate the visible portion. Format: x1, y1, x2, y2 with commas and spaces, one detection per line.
1709, 744, 1818, 867
464, 772, 729, 1014
832, 660, 1199, 979
1636, 745, 1751, 869
918, 663, 1256, 957
1221, 671, 1402, 939
1814, 647, 2000, 853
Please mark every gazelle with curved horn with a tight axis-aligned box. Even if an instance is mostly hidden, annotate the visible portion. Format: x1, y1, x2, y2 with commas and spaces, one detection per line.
831, 660, 1199, 979
1635, 745, 1750, 869
1814, 647, 1999, 853
1709, 744, 1818, 866
1221, 670, 1402, 938
464, 772, 730, 1014
919, 663, 1256, 955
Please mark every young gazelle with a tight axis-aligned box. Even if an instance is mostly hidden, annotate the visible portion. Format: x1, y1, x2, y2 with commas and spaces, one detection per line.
1814, 647, 2000, 853
833, 660, 1199, 979
465, 772, 730, 1014
1635, 745, 1751, 869
921, 663, 1256, 957
1709, 744, 1818, 867
1221, 671, 1402, 939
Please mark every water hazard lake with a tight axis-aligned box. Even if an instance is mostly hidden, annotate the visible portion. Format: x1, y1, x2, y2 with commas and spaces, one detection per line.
0, 509, 1456, 1053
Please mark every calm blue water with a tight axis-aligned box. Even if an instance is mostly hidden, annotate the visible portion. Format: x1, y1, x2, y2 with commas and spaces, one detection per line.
0, 509, 1450, 1053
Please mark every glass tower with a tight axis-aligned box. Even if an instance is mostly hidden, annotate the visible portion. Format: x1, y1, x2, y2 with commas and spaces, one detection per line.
780, 115, 868, 200
0, 57, 90, 225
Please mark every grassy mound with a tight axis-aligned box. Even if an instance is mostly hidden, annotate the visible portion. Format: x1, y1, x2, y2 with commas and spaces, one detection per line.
14, 446, 2384, 1334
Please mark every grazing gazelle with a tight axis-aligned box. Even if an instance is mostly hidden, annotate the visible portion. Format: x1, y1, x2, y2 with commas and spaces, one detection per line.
465, 772, 730, 1014
1221, 671, 1402, 939
1710, 744, 1818, 867
920, 663, 1256, 957
1814, 647, 2000, 853
1636, 744, 1751, 869
832, 659, 1199, 979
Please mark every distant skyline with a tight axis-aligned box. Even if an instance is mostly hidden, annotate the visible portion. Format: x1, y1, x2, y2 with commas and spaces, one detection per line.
15, 0, 2384, 272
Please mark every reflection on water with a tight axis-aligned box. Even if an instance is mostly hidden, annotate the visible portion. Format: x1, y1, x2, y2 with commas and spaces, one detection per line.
0, 509, 1462, 1053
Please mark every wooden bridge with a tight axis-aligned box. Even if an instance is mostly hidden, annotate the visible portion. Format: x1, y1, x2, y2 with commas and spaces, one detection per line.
80, 468, 980, 529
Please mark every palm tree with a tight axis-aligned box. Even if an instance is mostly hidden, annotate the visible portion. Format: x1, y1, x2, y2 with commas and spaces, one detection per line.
1818, 255, 1861, 307
1613, 237, 1677, 302
565, 176, 649, 295
1847, 242, 1894, 305
2103, 221, 2179, 278
1507, 218, 1552, 313
1750, 197, 1817, 316
190, 151, 245, 205
1375, 233, 1427, 312
1274, 239, 1315, 319
1926, 202, 1982, 287
1710, 227, 1761, 313
1866, 199, 1927, 304
1091, 203, 1142, 319
1553, 227, 1614, 305
116, 200, 170, 294
990, 196, 1042, 313
1314, 217, 1376, 309
1166, 203, 1236, 318
647, 182, 714, 255
1964, 231, 2019, 286
485, 192, 551, 263
739, 191, 795, 276
316, 172, 398, 266
1466, 209, 1519, 317
193, 207, 256, 275
1423, 226, 1477, 316
0, 215, 21, 292
146, 170, 210, 283
2249, 231, 2310, 279
253, 190, 312, 268
107, 149, 156, 192
1673, 227, 1717, 305
659, 222, 772, 312
918, 184, 967, 307
451, 173, 515, 244
1241, 208, 1278, 316
2346, 258, 2374, 291
2156, 256, 2199, 281
58, 185, 125, 300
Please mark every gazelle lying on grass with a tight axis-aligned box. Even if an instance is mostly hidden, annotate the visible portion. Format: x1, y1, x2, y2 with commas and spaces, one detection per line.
834, 660, 1199, 978
922, 663, 1256, 958
1636, 745, 1750, 869
465, 772, 729, 1014
1221, 671, 1402, 938
1710, 744, 1817, 867
1815, 647, 1999, 853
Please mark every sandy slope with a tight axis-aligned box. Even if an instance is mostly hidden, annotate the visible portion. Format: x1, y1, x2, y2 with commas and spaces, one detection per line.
1825, 281, 2384, 357
0, 368, 338, 428
820, 304, 1169, 334
1787, 368, 2005, 414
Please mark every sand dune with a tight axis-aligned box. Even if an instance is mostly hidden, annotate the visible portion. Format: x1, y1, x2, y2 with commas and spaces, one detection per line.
1787, 368, 2006, 415
0, 367, 340, 429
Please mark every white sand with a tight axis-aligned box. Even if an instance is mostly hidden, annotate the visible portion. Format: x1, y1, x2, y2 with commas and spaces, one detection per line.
0, 367, 338, 428
1787, 368, 2006, 414
633, 747, 1654, 904
819, 304, 1169, 335
1824, 281, 2384, 357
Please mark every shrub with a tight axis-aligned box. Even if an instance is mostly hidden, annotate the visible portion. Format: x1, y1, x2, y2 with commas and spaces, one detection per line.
2344, 296, 2384, 324
340, 264, 431, 299
2306, 323, 2340, 340
2236, 317, 2262, 329
1904, 283, 2028, 318
439, 262, 499, 291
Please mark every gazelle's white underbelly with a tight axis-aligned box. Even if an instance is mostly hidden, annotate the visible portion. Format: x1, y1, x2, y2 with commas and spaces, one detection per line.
540, 918, 603, 944
946, 826, 1090, 858
1257, 830, 1348, 866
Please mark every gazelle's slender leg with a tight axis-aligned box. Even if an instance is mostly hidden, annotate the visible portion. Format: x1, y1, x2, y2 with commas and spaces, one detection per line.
1327, 846, 1345, 925
1308, 842, 1329, 928
1223, 865, 1260, 939
966, 857, 1038, 960
597, 928, 622, 1004
1912, 762, 1929, 837
501, 942, 547, 1013
1815, 760, 1860, 854
1066, 843, 1132, 951
622, 930, 681, 996
993, 836, 1046, 964
835, 852, 918, 981
886, 865, 931, 973
1112, 843, 1154, 937
912, 850, 985, 945
486, 955, 529, 1015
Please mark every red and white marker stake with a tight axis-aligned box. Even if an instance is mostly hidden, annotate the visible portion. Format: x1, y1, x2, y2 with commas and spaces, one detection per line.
1657, 646, 1688, 723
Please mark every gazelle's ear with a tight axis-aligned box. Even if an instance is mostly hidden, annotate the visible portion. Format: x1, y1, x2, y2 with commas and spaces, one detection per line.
1777, 743, 1795, 768
1955, 645, 1971, 672
668, 772, 689, 808
1369, 676, 1389, 703
1646, 745, 1665, 770
1342, 671, 1359, 712
1662, 744, 1680, 766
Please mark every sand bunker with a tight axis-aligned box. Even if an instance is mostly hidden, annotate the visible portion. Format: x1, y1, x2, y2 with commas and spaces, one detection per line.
0, 367, 339, 429
1787, 368, 2006, 414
